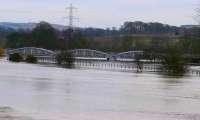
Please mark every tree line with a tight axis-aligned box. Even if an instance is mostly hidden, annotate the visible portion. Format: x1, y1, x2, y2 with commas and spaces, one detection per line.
80, 21, 180, 37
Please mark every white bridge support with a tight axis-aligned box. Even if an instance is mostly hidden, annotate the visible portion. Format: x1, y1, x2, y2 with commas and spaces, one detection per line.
37, 56, 56, 64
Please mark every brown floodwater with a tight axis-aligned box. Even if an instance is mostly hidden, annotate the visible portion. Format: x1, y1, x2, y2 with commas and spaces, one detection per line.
0, 59, 200, 120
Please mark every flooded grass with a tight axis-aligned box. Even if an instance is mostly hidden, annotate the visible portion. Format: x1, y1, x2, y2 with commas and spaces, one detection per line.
0, 107, 12, 113
0, 107, 34, 120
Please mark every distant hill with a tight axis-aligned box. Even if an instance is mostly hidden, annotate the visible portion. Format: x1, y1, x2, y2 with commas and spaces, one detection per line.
181, 25, 200, 29
0, 22, 68, 31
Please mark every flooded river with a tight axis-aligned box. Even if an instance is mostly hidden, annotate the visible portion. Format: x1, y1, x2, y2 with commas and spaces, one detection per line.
0, 59, 200, 120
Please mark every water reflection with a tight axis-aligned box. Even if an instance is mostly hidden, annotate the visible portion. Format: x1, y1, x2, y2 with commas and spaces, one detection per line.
162, 77, 186, 86
33, 80, 52, 91
64, 82, 72, 94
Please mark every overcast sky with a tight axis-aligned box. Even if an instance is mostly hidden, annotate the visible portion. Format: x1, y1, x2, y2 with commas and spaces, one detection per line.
0, 0, 199, 28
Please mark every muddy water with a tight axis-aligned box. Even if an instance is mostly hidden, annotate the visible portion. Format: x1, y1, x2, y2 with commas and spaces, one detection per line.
0, 59, 200, 120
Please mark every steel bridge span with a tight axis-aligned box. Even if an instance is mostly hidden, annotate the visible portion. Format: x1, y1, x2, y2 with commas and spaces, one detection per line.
7, 47, 143, 61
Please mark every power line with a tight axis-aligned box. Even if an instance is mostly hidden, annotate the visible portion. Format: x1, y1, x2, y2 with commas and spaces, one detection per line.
66, 4, 78, 28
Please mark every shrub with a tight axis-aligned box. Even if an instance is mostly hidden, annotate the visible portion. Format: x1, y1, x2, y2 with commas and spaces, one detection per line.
161, 54, 187, 76
160, 43, 188, 76
56, 51, 75, 68
9, 53, 23, 62
25, 55, 37, 63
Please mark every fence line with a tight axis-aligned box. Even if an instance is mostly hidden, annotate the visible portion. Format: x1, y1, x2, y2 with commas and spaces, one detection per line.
74, 60, 160, 72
